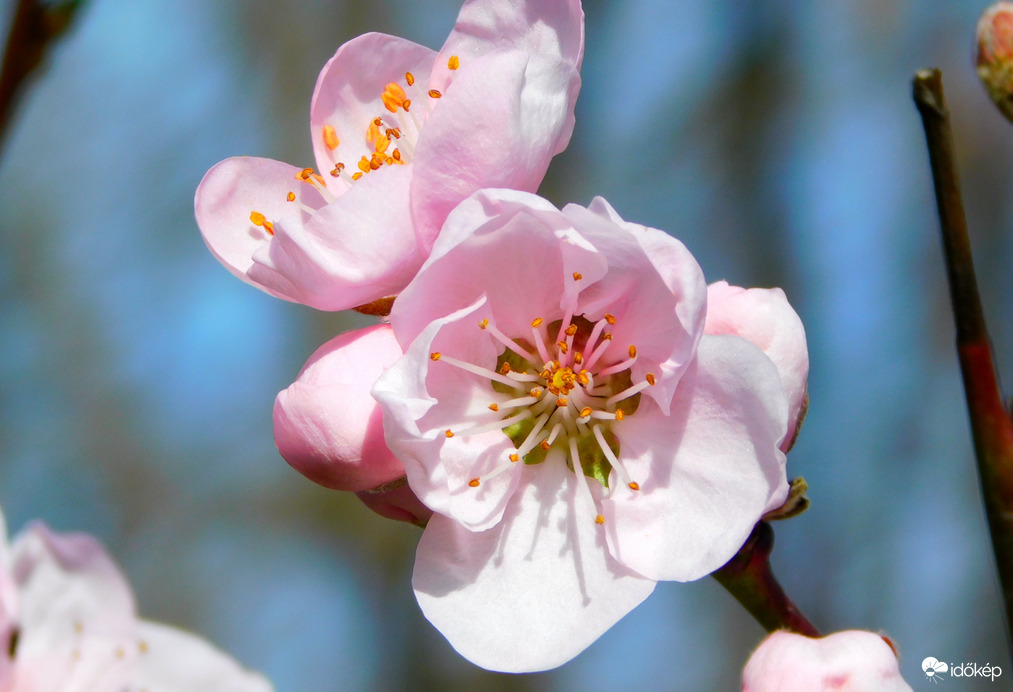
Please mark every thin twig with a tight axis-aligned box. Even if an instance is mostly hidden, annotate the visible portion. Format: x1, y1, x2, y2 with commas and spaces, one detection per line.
713, 522, 821, 637
0, 0, 85, 157
913, 68, 1013, 650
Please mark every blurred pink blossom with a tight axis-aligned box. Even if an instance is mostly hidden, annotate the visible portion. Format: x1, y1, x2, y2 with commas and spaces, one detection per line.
195, 0, 584, 312
372, 189, 800, 671
0, 509, 273, 692
742, 630, 912, 692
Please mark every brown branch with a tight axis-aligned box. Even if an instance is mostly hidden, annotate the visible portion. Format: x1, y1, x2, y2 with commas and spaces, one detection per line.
913, 68, 1013, 648
0, 0, 85, 157
713, 522, 821, 637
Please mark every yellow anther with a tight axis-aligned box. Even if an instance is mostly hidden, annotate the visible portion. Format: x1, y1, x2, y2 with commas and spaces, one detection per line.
249, 211, 267, 226
297, 167, 314, 181
628, 482, 640, 491
489, 403, 499, 411
375, 136, 391, 154
557, 341, 569, 354
615, 410, 625, 421
529, 387, 543, 398
595, 514, 605, 525
565, 324, 578, 336
605, 313, 616, 324
429, 89, 442, 98
352, 172, 363, 180
468, 478, 480, 487
392, 149, 402, 161
403, 98, 412, 111
286, 191, 296, 202
357, 156, 372, 173
531, 317, 543, 328
262, 221, 274, 235
382, 82, 407, 112
430, 352, 442, 361
573, 272, 582, 281
367, 120, 381, 143
629, 345, 637, 358
479, 318, 489, 329
603, 333, 613, 341
579, 407, 592, 418
500, 362, 512, 374
448, 55, 460, 70
574, 352, 584, 365
445, 430, 454, 438
405, 71, 415, 86
509, 453, 520, 462
540, 440, 551, 451
646, 373, 656, 385
556, 398, 568, 407
322, 124, 339, 150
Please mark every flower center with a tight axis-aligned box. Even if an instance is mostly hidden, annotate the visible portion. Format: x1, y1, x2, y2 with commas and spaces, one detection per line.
246, 55, 462, 234
430, 304, 657, 524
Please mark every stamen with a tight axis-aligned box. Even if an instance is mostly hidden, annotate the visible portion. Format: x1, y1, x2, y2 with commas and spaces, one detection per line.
516, 412, 551, 456
322, 124, 339, 150
596, 349, 638, 378
468, 478, 480, 487
429, 89, 442, 99
405, 71, 415, 86
286, 191, 295, 202
572, 272, 582, 281
606, 377, 655, 406
481, 319, 537, 361
248, 211, 274, 236
445, 430, 454, 438
430, 353, 527, 389
448, 55, 460, 70
592, 425, 638, 491
382, 83, 408, 112
449, 409, 533, 438
488, 403, 499, 411
570, 437, 602, 525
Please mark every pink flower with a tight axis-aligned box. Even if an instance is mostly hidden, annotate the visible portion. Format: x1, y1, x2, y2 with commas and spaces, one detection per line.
0, 509, 273, 692
195, 0, 584, 312
704, 280, 809, 451
371, 189, 797, 671
742, 630, 913, 692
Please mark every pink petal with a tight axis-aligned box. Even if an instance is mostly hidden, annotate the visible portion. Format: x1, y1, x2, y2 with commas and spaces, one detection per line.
375, 296, 523, 531
412, 460, 654, 672
355, 481, 433, 527
433, 0, 584, 93
603, 335, 789, 581
310, 33, 437, 182
410, 51, 581, 247
742, 630, 913, 692
705, 280, 809, 450
129, 621, 274, 692
563, 197, 708, 414
391, 189, 596, 349
274, 324, 406, 492
11, 523, 138, 690
195, 157, 327, 302
249, 164, 425, 311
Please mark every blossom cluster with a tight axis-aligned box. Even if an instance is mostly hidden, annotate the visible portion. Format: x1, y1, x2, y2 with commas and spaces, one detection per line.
194, 0, 910, 684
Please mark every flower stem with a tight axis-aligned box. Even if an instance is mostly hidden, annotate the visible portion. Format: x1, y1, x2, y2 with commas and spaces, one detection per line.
0, 0, 85, 158
913, 68, 1013, 648
712, 521, 820, 636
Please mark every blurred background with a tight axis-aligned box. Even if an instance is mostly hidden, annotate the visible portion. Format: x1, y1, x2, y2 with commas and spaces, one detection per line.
1, 0, 1011, 689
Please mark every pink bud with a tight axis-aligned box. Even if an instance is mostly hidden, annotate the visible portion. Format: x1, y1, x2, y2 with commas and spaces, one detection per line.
274, 324, 405, 492
742, 630, 912, 691
977, 2, 1013, 122
355, 480, 433, 527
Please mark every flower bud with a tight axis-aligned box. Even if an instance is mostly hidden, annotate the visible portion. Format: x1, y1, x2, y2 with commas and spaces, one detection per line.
273, 324, 405, 492
977, 2, 1013, 122
742, 630, 913, 691
355, 479, 433, 528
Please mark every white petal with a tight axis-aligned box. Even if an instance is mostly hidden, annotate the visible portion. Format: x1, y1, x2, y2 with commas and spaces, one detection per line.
413, 460, 655, 672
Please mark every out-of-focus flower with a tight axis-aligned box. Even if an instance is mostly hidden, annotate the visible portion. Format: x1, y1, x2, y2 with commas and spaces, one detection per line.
371, 188, 798, 671
195, 0, 584, 312
704, 280, 809, 451
977, 1, 1013, 123
0, 508, 273, 692
742, 630, 913, 692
